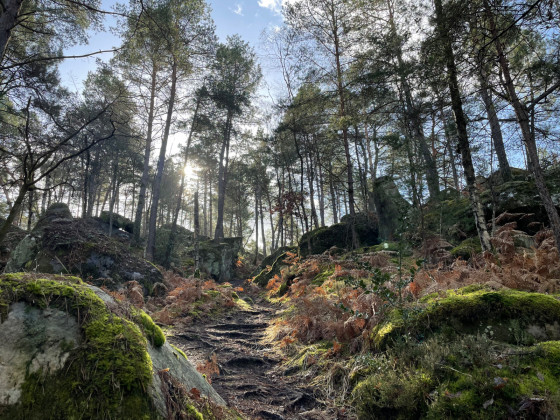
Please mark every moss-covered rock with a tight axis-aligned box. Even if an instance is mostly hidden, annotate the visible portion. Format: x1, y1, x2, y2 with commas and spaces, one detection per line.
98, 211, 134, 233
0, 273, 225, 420
4, 204, 162, 292
450, 238, 482, 260
298, 214, 379, 258
372, 286, 560, 349
251, 246, 297, 278
0, 219, 26, 272
423, 167, 560, 243
353, 286, 560, 419
187, 237, 242, 282
370, 177, 411, 240
253, 249, 293, 287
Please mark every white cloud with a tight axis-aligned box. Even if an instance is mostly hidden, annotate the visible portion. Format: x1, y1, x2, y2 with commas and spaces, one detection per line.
257, 0, 281, 12
233, 3, 243, 15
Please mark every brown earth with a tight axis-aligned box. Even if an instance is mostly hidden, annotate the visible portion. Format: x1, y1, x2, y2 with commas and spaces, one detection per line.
168, 279, 352, 420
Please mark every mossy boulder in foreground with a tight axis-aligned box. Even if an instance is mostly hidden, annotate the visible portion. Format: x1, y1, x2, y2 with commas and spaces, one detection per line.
0, 273, 226, 420
353, 286, 560, 419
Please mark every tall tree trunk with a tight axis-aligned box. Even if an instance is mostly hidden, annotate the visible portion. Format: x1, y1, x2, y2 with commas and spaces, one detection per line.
477, 68, 512, 181
134, 61, 158, 244
194, 190, 200, 275
146, 59, 177, 260
329, 5, 357, 247
254, 183, 259, 264
259, 194, 267, 257
164, 94, 201, 267
0, 184, 29, 243
483, 0, 560, 247
0, 0, 23, 62
387, 0, 440, 201
435, 0, 492, 251
214, 110, 233, 240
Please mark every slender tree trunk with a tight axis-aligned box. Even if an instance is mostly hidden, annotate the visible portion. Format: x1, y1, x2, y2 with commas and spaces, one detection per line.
40, 173, 51, 215
214, 111, 233, 240
0, 0, 24, 62
435, 0, 492, 251
134, 61, 158, 244
254, 183, 259, 264
164, 94, 201, 267
387, 0, 439, 201
259, 194, 267, 257
329, 6, 357, 246
147, 59, 177, 260
477, 68, 511, 181
0, 184, 29, 243
194, 190, 200, 274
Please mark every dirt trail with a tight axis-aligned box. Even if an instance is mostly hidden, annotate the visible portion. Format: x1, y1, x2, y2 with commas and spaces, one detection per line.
168, 282, 346, 419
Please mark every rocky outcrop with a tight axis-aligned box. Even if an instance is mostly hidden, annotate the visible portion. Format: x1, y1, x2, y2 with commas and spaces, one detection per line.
189, 237, 243, 282
98, 211, 134, 234
250, 246, 297, 278
370, 177, 411, 240
0, 273, 226, 419
4, 203, 162, 292
298, 213, 379, 258
424, 167, 560, 243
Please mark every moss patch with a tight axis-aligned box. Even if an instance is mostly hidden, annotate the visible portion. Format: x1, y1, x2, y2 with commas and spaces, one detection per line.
353, 335, 560, 419
0, 273, 159, 420
372, 286, 560, 349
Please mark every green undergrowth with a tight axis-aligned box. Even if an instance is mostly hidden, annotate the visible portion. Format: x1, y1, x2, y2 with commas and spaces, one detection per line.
352, 285, 560, 419
0, 273, 159, 419
353, 335, 560, 419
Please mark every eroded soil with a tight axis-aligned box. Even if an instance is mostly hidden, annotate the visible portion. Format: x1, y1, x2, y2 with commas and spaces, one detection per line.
168, 282, 350, 420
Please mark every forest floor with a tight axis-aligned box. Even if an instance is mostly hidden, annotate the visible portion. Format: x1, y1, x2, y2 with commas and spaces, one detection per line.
167, 278, 351, 420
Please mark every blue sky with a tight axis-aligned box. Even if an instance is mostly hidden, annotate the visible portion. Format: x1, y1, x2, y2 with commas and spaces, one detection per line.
58, 0, 285, 91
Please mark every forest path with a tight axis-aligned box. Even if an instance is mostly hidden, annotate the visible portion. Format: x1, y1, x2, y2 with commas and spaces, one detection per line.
168, 279, 346, 420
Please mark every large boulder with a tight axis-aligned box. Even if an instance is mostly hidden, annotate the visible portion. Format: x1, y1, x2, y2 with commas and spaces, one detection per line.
5, 203, 162, 293
153, 224, 210, 269
298, 213, 379, 258
190, 237, 243, 282
370, 177, 411, 240
0, 273, 226, 419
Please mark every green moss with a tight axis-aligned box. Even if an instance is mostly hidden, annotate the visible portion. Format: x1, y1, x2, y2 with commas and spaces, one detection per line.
353, 334, 560, 419
0, 273, 160, 420
170, 344, 188, 361
135, 309, 166, 347
311, 266, 334, 286
184, 404, 204, 420
253, 251, 290, 287
373, 286, 560, 349
450, 238, 482, 260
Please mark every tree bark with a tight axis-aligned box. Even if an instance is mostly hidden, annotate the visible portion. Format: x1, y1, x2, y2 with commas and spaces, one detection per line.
477, 68, 512, 181
146, 59, 177, 260
164, 93, 201, 267
435, 0, 492, 251
133, 61, 158, 244
214, 110, 233, 241
0, 0, 24, 62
